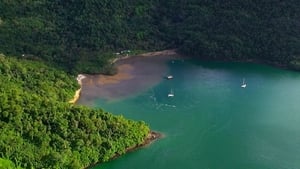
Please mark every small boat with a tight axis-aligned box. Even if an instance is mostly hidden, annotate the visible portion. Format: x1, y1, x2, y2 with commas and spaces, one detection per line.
241, 78, 247, 88
168, 89, 174, 97
166, 75, 173, 79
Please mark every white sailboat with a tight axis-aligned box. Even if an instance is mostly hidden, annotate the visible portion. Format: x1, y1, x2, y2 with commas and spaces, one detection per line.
166, 75, 173, 79
168, 89, 174, 97
241, 78, 247, 88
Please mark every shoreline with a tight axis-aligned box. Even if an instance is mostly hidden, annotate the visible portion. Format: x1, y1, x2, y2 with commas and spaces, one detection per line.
69, 74, 86, 104
86, 131, 163, 169
68, 88, 81, 104
189, 55, 299, 72
112, 131, 163, 159
112, 49, 178, 63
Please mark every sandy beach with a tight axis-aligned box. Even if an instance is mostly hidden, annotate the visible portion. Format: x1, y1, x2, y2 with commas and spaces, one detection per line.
77, 49, 180, 105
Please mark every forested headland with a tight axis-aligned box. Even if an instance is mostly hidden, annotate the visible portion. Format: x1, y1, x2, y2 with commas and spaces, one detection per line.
0, 0, 299, 74
0, 54, 150, 168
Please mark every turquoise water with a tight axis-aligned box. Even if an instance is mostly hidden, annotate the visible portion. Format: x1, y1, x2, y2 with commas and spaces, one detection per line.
90, 60, 300, 169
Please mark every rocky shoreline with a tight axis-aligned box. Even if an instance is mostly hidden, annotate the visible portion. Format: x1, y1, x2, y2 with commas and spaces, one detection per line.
113, 131, 163, 159
86, 131, 162, 169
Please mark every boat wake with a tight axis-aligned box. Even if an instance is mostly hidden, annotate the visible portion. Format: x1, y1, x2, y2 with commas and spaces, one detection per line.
163, 104, 176, 108
148, 93, 176, 110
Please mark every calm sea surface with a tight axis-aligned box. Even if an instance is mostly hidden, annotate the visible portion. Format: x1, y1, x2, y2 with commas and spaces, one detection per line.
86, 59, 300, 169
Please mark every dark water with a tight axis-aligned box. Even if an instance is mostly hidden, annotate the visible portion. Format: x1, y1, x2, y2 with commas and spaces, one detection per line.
86, 60, 300, 169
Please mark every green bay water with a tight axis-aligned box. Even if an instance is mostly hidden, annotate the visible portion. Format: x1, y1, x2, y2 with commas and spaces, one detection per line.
90, 60, 300, 169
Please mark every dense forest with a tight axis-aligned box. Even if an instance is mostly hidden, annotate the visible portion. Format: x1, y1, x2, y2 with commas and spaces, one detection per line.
0, 0, 299, 73
0, 0, 299, 168
0, 54, 150, 168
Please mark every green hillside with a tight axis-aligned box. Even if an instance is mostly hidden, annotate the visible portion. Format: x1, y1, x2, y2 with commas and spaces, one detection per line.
0, 54, 150, 169
0, 1, 299, 167
0, 0, 299, 73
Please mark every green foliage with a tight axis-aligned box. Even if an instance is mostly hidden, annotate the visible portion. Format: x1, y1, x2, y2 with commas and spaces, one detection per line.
0, 0, 163, 74
1, 1, 298, 168
0, 54, 150, 169
157, 0, 300, 63
0, 158, 23, 169
1, 0, 299, 72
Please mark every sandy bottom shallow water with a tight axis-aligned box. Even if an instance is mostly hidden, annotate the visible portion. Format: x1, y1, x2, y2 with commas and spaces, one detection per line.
77, 50, 180, 105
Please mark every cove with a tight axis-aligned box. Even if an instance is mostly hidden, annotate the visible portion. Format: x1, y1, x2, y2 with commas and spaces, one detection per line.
80, 59, 300, 169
